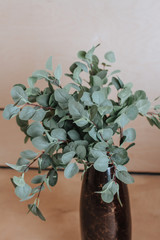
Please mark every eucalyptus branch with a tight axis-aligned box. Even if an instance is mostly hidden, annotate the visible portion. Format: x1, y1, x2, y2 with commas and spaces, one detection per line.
25, 102, 54, 111
37, 181, 45, 200
24, 152, 44, 172
147, 111, 159, 116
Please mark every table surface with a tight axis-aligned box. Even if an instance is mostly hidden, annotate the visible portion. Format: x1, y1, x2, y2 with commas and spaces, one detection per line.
0, 169, 160, 240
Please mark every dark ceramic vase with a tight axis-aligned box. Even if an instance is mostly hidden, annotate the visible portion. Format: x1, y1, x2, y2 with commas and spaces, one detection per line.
80, 166, 131, 240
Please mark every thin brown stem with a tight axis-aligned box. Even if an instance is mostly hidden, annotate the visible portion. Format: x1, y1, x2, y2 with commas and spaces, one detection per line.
25, 103, 54, 111
147, 112, 159, 116
24, 152, 44, 172
37, 181, 45, 199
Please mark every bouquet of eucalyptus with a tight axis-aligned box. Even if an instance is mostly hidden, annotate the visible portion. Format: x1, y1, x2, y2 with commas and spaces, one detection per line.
3, 45, 160, 221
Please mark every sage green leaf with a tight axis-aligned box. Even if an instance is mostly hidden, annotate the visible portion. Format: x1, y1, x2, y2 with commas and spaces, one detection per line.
20, 150, 38, 160
98, 128, 113, 141
13, 83, 26, 90
116, 165, 127, 172
45, 56, 53, 71
32, 136, 49, 150
28, 204, 37, 216
111, 148, 129, 165
81, 92, 93, 106
15, 183, 32, 199
104, 51, 116, 63
36, 94, 49, 107
94, 142, 108, 151
48, 169, 58, 186
68, 98, 84, 119
54, 64, 62, 81
36, 207, 46, 221
110, 70, 121, 75
116, 170, 134, 184
112, 77, 124, 90
94, 156, 109, 172
75, 61, 88, 72
28, 77, 37, 88
90, 105, 98, 120
27, 122, 44, 137
134, 90, 146, 101
77, 50, 86, 61
70, 62, 88, 73
32, 108, 46, 122
64, 162, 79, 179
63, 83, 80, 92
3, 104, 20, 120
28, 204, 46, 221
43, 118, 58, 130
97, 70, 107, 79
88, 127, 98, 141
98, 100, 113, 115
123, 128, 136, 142
154, 104, 160, 110
51, 128, 66, 141
93, 76, 103, 87
31, 175, 46, 184
90, 148, 106, 159
54, 88, 70, 103
39, 154, 52, 169
85, 46, 95, 63
101, 189, 114, 203
76, 145, 86, 159
68, 130, 80, 141
32, 70, 49, 80
11, 86, 28, 105
115, 113, 130, 128
19, 106, 35, 120
26, 87, 40, 97
92, 90, 106, 105
13, 175, 25, 187
118, 88, 132, 104
16, 158, 30, 167
62, 151, 75, 164
126, 142, 135, 150
74, 118, 88, 127
126, 105, 138, 120
6, 163, 26, 171
73, 66, 82, 84
136, 99, 151, 115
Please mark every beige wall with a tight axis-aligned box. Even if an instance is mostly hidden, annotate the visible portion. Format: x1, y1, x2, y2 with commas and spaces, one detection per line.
0, 0, 160, 172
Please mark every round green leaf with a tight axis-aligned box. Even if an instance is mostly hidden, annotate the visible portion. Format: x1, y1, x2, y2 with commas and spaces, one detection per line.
93, 156, 109, 172
123, 128, 136, 142
64, 162, 79, 179
104, 51, 116, 63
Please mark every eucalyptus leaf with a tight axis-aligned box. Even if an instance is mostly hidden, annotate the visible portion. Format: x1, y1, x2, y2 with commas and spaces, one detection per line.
32, 136, 50, 150
104, 51, 116, 63
45, 56, 53, 71
19, 106, 35, 120
3, 104, 20, 120
20, 150, 38, 160
116, 170, 134, 184
15, 183, 32, 200
11, 86, 28, 105
27, 122, 44, 137
64, 162, 79, 179
123, 128, 136, 142
54, 64, 62, 81
62, 151, 75, 164
93, 156, 109, 172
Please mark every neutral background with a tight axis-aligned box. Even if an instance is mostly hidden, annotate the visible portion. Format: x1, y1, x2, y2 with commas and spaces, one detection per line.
0, 0, 160, 239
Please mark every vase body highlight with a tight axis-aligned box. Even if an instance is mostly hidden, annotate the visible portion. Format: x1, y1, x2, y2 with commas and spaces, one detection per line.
80, 166, 131, 240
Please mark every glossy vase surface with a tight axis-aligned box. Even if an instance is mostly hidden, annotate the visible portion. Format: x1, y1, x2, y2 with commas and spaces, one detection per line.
80, 166, 131, 240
